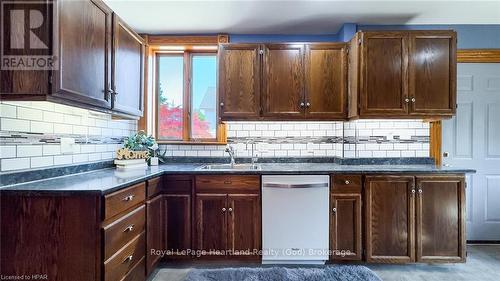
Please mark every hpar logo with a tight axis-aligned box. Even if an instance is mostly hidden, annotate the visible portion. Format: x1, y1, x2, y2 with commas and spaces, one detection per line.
1, 1, 58, 70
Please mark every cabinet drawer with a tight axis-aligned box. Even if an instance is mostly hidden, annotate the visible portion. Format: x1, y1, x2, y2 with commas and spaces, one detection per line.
121, 256, 146, 281
105, 182, 146, 220
104, 233, 145, 281
147, 177, 162, 198
331, 175, 362, 193
196, 175, 260, 193
103, 205, 145, 261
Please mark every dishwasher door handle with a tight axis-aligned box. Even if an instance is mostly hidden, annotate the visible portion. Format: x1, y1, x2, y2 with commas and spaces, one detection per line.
262, 183, 328, 189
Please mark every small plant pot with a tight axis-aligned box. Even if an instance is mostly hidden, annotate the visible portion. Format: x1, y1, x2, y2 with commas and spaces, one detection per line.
150, 157, 159, 166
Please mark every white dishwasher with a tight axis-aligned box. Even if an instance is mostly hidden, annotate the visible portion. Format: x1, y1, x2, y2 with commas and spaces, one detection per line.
261, 175, 330, 264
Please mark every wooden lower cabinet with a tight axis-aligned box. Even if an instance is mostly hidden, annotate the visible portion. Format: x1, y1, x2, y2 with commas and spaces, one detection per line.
163, 176, 193, 258
365, 175, 466, 264
227, 194, 261, 256
365, 175, 416, 263
196, 194, 228, 253
195, 175, 261, 259
416, 176, 466, 262
330, 193, 362, 261
146, 195, 163, 275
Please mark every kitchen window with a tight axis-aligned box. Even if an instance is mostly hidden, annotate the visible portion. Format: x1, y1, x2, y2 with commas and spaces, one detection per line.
155, 51, 219, 142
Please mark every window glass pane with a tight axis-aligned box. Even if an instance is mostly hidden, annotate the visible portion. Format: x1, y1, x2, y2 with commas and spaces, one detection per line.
191, 55, 217, 139
158, 56, 184, 140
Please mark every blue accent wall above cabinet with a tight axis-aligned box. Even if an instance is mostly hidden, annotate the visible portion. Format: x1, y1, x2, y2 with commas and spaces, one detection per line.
357, 24, 500, 49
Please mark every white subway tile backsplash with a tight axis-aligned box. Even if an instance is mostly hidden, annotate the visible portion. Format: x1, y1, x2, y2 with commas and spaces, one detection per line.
1, 118, 30, 132
17, 145, 43, 157
1, 158, 30, 171
30, 121, 54, 134
17, 107, 43, 121
0, 104, 17, 118
0, 146, 16, 158
43, 145, 61, 156
31, 156, 54, 168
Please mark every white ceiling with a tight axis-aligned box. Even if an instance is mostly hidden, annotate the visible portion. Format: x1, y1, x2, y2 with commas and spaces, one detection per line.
105, 0, 500, 34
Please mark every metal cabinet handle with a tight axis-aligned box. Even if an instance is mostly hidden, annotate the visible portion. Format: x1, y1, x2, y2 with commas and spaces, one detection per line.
300, 102, 305, 108
405, 98, 410, 103
122, 195, 135, 201
411, 189, 416, 196
123, 255, 133, 263
418, 189, 423, 195
411, 97, 416, 102
123, 224, 134, 232
228, 208, 233, 212
222, 207, 226, 212
332, 207, 337, 214
306, 102, 310, 107
344, 180, 350, 185
224, 180, 232, 184
259, 49, 264, 55
220, 102, 224, 107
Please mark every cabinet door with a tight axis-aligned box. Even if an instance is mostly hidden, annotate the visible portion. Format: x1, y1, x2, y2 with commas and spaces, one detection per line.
218, 44, 261, 120
330, 194, 362, 261
112, 14, 145, 117
416, 176, 465, 262
146, 195, 162, 275
409, 31, 456, 116
227, 194, 261, 257
54, 0, 112, 108
360, 32, 408, 116
365, 175, 415, 263
262, 44, 305, 119
164, 194, 191, 255
305, 44, 347, 119
196, 194, 227, 254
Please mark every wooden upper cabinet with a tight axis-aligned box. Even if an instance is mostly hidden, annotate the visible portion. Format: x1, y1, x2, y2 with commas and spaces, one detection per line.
415, 175, 465, 263
350, 30, 457, 118
360, 32, 409, 116
112, 14, 145, 117
53, 0, 113, 109
305, 44, 347, 119
365, 175, 415, 263
262, 44, 305, 119
409, 31, 457, 116
218, 44, 261, 120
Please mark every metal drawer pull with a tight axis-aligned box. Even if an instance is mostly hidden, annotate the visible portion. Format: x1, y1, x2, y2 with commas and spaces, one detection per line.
344, 180, 350, 185
405, 98, 410, 103
418, 189, 423, 194
306, 102, 311, 107
122, 195, 135, 201
263, 183, 328, 189
123, 255, 133, 263
228, 208, 233, 212
222, 208, 226, 212
123, 224, 134, 232
332, 207, 337, 214
224, 180, 232, 184
411, 97, 416, 102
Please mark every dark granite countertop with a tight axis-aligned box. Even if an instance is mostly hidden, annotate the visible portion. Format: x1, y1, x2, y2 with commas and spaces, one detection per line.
0, 163, 475, 195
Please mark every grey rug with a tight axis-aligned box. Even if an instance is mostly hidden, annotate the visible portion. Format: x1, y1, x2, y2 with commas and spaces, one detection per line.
184, 266, 382, 281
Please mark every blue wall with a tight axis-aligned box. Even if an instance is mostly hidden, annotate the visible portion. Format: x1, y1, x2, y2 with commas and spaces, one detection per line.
227, 24, 500, 49
357, 24, 500, 49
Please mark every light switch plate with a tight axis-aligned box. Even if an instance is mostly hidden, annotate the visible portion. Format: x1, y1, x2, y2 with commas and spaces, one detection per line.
60, 137, 75, 154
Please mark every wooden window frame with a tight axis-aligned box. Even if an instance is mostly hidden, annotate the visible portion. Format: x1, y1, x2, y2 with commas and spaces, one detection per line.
154, 49, 224, 144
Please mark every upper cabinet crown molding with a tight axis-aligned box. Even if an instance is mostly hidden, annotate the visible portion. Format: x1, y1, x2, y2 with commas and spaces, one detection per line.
349, 30, 457, 119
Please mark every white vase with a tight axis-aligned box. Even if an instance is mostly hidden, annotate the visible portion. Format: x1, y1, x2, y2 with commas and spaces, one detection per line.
150, 157, 159, 166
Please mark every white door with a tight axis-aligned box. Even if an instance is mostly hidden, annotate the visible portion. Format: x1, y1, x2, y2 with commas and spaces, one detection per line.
442, 63, 500, 241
